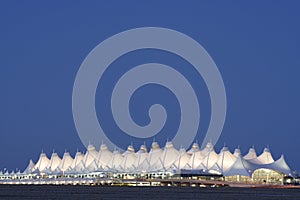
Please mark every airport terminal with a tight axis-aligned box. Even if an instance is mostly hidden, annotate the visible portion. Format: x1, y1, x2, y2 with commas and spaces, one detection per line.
0, 141, 298, 186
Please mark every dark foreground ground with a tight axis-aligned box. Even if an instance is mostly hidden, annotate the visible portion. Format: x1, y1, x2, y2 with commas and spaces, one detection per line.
0, 185, 300, 200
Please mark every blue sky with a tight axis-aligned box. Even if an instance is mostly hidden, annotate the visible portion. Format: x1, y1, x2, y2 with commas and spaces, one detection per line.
0, 1, 299, 172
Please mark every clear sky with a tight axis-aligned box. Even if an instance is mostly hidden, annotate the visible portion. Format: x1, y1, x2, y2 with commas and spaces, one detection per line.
1, 1, 299, 173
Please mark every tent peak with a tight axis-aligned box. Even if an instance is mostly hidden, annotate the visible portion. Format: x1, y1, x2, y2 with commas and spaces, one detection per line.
165, 141, 174, 148
263, 147, 271, 153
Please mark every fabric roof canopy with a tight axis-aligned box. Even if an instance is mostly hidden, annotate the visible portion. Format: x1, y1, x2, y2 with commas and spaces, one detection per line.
21, 142, 294, 177
23, 160, 35, 174
59, 152, 74, 172
244, 147, 257, 160
97, 144, 113, 169
34, 152, 50, 172
249, 148, 274, 165
46, 152, 62, 172
83, 144, 98, 167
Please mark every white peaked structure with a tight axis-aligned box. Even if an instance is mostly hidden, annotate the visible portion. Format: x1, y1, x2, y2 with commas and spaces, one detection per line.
186, 143, 205, 169
59, 152, 73, 172
249, 148, 274, 165
46, 152, 62, 172
173, 147, 190, 170
202, 145, 219, 170
134, 144, 148, 170
121, 145, 137, 171
34, 152, 50, 172
147, 142, 163, 170
97, 144, 113, 170
23, 160, 35, 174
110, 149, 124, 171
64, 151, 85, 174
71, 160, 86, 174
71, 151, 84, 169
12, 142, 294, 184
263, 155, 293, 176
244, 147, 257, 160
233, 148, 242, 157
160, 141, 179, 169
187, 142, 200, 154
214, 147, 237, 173
86, 160, 98, 172
224, 155, 254, 177
201, 142, 214, 156
83, 144, 98, 167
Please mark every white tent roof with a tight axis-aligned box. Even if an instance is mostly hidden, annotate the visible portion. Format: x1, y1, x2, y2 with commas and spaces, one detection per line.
110, 149, 124, 171
136, 158, 150, 172
145, 143, 177, 172
187, 143, 204, 169
233, 148, 242, 157
243, 147, 257, 160
224, 155, 258, 177
86, 160, 98, 172
46, 152, 62, 172
187, 142, 200, 154
71, 151, 84, 169
160, 141, 179, 169
23, 160, 35, 174
59, 152, 73, 172
209, 163, 222, 175
21, 142, 294, 177
34, 152, 50, 172
70, 160, 86, 174
121, 145, 137, 171
173, 147, 191, 170
202, 148, 219, 170
83, 144, 98, 167
262, 155, 293, 176
148, 142, 163, 168
201, 142, 214, 157
249, 147, 274, 165
150, 158, 164, 172
97, 144, 113, 169
216, 147, 237, 173
134, 144, 148, 169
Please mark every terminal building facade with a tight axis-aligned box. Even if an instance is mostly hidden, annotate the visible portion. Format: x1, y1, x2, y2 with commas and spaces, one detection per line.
0, 141, 296, 185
